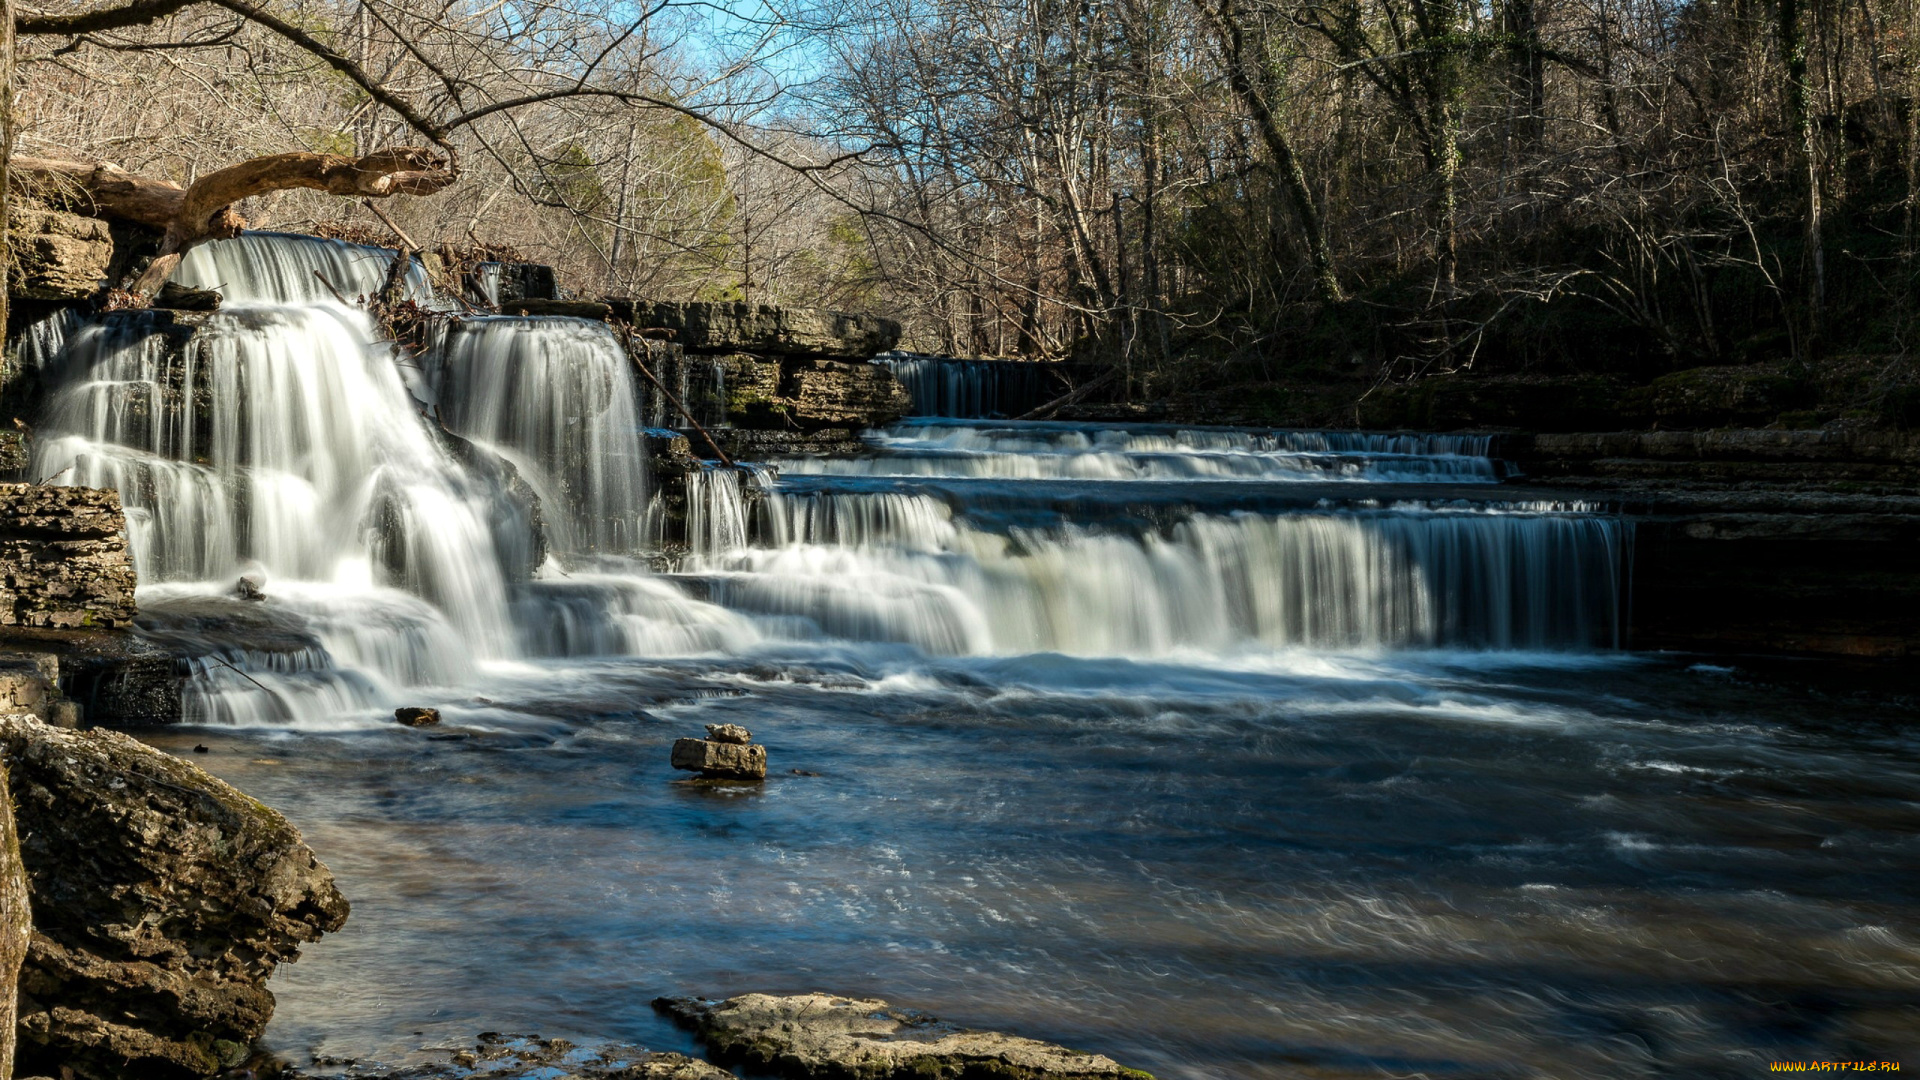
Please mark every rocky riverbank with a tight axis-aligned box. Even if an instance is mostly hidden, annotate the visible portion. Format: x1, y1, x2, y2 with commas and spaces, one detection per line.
0, 714, 346, 1079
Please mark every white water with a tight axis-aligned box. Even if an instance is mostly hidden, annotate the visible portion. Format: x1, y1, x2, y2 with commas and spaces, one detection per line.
782, 421, 1503, 482
16, 232, 1628, 734
174, 231, 441, 306
434, 316, 649, 555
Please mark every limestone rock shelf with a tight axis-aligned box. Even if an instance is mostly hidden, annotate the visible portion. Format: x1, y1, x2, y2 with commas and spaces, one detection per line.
656, 992, 1155, 1079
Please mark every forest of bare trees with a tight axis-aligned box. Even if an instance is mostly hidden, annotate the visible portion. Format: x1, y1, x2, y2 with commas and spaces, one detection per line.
8, 0, 1920, 415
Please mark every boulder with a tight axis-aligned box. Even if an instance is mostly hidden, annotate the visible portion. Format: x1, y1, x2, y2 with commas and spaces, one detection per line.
9, 207, 113, 300
395, 706, 441, 727
608, 300, 900, 358
704, 723, 751, 744
0, 715, 349, 1078
670, 737, 766, 780
0, 484, 138, 630
654, 993, 1155, 1079
0, 652, 84, 728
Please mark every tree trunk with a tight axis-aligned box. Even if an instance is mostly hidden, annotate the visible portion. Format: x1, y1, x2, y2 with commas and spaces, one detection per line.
1198, 0, 1344, 303
1782, 0, 1823, 355
10, 147, 454, 298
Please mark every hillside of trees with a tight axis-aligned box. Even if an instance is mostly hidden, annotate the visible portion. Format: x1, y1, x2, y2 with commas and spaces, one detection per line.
7, 0, 1920, 428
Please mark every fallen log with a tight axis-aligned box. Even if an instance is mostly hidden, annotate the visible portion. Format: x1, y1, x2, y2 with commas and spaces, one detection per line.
1013, 365, 1120, 421
11, 147, 455, 297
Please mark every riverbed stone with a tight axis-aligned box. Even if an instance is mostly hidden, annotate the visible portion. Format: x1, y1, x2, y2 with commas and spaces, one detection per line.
396, 706, 442, 727
670, 737, 766, 779
0, 714, 349, 1079
654, 992, 1155, 1079
704, 723, 751, 744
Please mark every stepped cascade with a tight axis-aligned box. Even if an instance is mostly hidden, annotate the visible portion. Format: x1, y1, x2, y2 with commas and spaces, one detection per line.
17, 230, 1627, 728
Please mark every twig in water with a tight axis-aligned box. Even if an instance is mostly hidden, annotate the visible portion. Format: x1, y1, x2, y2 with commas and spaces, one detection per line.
207, 652, 278, 698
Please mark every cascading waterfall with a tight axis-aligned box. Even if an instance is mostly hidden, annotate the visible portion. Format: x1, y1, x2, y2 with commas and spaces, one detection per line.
879, 354, 1054, 418
174, 231, 441, 305
690, 494, 1621, 653
30, 297, 524, 718
22, 232, 1629, 730
434, 316, 648, 555
682, 465, 776, 556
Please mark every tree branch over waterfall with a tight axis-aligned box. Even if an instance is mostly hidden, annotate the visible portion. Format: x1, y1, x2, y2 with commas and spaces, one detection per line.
14, 147, 456, 293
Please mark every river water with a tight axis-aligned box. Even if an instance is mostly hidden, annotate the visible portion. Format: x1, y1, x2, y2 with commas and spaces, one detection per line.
24, 234, 1920, 1077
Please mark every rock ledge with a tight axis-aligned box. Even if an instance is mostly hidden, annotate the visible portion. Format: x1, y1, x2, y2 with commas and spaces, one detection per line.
653, 992, 1154, 1079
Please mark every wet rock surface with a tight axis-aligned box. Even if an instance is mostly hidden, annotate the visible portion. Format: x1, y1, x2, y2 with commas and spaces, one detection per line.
654, 993, 1155, 1079
0, 714, 349, 1078
718, 354, 909, 431
707, 427, 869, 459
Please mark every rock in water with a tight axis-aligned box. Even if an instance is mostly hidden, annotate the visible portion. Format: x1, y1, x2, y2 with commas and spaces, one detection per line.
670, 737, 767, 780
653, 993, 1155, 1079
704, 723, 752, 744
395, 706, 442, 727
0, 715, 349, 1079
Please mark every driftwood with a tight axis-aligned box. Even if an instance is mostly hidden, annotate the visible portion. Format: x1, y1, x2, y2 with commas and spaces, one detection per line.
11, 147, 455, 296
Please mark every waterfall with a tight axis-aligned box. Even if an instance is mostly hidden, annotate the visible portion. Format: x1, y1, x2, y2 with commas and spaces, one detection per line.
32, 302, 520, 661
783, 422, 1503, 482
173, 231, 441, 306
433, 316, 649, 555
879, 355, 1055, 418
686, 503, 1622, 654
17, 231, 1632, 731
683, 465, 776, 556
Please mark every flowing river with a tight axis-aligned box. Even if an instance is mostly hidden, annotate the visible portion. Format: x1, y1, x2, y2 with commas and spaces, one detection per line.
21, 233, 1920, 1078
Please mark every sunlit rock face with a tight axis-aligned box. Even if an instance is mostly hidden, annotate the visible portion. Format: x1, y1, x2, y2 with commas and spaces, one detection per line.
1, 715, 347, 1079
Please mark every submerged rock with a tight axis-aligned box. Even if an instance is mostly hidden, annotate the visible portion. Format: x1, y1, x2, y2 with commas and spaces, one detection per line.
0, 715, 349, 1078
291, 1032, 732, 1079
653, 993, 1154, 1079
670, 737, 766, 780
704, 723, 751, 744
